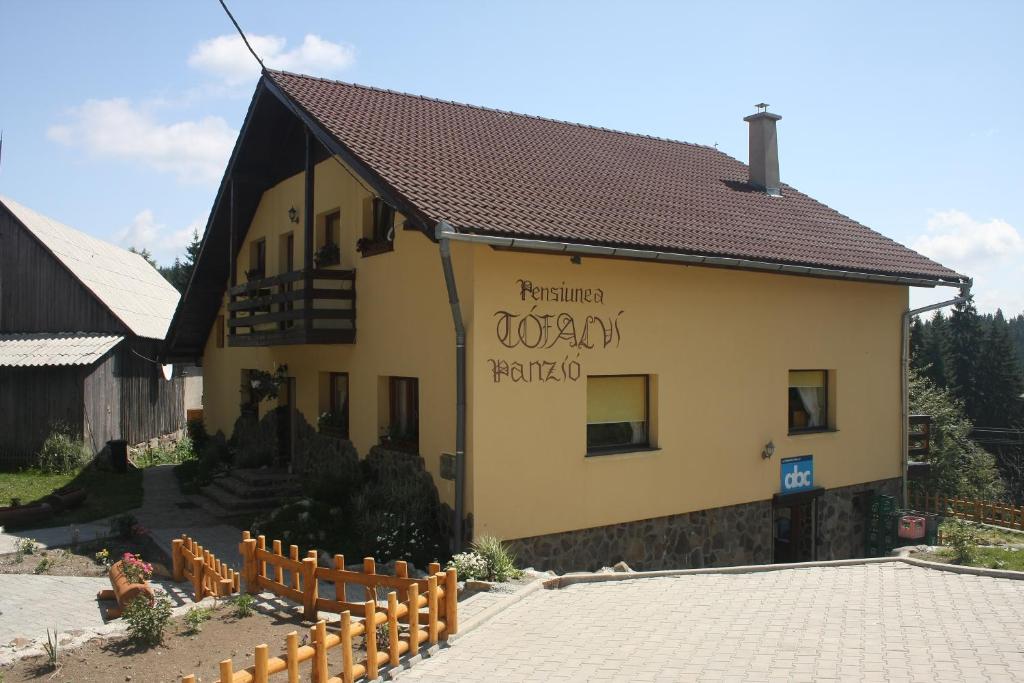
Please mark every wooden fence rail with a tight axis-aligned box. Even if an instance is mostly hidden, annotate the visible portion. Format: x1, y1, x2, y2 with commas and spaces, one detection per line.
180, 531, 458, 683
911, 492, 1024, 531
172, 534, 241, 602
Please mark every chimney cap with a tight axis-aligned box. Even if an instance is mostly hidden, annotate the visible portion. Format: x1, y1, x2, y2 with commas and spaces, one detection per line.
743, 103, 782, 123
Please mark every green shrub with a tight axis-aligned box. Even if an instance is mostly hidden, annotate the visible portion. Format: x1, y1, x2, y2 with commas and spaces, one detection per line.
183, 606, 212, 634
15, 537, 38, 562
36, 424, 87, 474
42, 628, 59, 670
34, 557, 54, 574
123, 596, 172, 646
471, 536, 523, 582
109, 514, 138, 540
941, 519, 979, 564
232, 594, 256, 618
186, 419, 209, 454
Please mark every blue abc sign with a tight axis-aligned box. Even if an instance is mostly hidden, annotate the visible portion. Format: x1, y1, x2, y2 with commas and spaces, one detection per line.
780, 455, 814, 494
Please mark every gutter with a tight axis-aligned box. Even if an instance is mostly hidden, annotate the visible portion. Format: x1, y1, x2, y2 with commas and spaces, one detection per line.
435, 224, 966, 290
900, 281, 971, 505
436, 221, 467, 553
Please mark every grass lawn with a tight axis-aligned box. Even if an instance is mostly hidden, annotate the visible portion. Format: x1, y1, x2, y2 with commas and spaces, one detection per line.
921, 546, 1024, 571
0, 465, 143, 530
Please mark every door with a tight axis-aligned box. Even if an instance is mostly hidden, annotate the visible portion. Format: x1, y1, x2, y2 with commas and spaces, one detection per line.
773, 498, 817, 563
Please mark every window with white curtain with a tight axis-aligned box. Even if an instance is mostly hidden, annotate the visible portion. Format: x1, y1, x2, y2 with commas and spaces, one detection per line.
789, 370, 828, 432
586, 375, 649, 453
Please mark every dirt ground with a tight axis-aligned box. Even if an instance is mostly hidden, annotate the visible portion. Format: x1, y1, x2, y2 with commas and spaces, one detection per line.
0, 537, 169, 579
0, 601, 342, 683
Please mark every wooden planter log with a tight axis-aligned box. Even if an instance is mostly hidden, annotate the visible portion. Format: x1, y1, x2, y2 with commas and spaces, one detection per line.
0, 502, 53, 527
44, 486, 88, 512
96, 559, 155, 619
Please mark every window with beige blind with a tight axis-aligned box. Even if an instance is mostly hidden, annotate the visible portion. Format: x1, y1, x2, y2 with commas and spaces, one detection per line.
586, 375, 649, 453
789, 370, 828, 432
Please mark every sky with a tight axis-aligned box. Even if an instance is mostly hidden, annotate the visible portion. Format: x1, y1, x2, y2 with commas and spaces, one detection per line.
1, 1, 1021, 313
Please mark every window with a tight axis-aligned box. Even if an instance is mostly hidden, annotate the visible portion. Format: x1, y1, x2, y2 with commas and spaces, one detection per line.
385, 376, 419, 452
324, 211, 340, 247
320, 372, 349, 439
789, 370, 828, 432
586, 375, 649, 453
248, 239, 266, 279
372, 198, 395, 243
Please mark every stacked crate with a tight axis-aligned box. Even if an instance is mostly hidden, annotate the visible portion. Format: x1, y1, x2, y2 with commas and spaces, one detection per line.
865, 494, 897, 556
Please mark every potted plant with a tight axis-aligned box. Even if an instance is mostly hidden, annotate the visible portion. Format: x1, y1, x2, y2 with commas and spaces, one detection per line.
314, 242, 340, 268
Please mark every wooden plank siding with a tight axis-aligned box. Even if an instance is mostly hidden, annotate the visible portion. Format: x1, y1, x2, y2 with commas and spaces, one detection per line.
114, 340, 185, 445
0, 366, 85, 468
0, 205, 125, 334
83, 350, 120, 453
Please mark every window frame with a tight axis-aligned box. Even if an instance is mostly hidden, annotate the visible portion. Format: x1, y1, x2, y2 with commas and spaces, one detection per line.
386, 376, 419, 453
325, 372, 350, 440
787, 369, 830, 435
585, 374, 651, 456
324, 210, 341, 247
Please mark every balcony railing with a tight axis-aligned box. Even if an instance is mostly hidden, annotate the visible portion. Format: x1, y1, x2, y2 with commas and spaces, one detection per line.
227, 268, 356, 346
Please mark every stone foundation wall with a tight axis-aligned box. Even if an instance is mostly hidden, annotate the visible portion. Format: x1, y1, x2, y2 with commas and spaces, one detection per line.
816, 477, 902, 561
508, 476, 902, 573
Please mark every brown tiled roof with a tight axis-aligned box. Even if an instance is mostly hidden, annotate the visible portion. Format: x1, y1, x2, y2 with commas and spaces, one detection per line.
267, 70, 960, 282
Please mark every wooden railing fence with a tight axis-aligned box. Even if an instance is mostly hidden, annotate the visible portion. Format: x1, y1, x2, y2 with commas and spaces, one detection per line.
172, 534, 241, 602
911, 492, 1024, 531
180, 531, 457, 683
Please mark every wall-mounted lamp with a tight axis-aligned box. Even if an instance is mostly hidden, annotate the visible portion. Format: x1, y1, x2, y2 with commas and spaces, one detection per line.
761, 440, 776, 460
569, 255, 582, 265
288, 207, 299, 224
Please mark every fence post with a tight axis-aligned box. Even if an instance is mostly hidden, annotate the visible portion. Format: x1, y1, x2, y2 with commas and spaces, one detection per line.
313, 620, 328, 683
334, 553, 346, 604
365, 600, 379, 679
255, 643, 269, 683
290, 545, 300, 590
302, 555, 319, 620
171, 538, 184, 582
240, 531, 258, 594
395, 560, 408, 578
363, 557, 376, 603
272, 540, 284, 585
427, 574, 439, 645
408, 583, 420, 653
445, 567, 458, 636
182, 676, 195, 683
286, 631, 299, 683
387, 591, 400, 666
257, 535, 267, 580
218, 659, 233, 683
191, 554, 204, 602
340, 611, 354, 683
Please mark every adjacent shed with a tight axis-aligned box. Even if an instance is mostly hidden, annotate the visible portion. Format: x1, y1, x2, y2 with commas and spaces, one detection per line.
0, 196, 185, 467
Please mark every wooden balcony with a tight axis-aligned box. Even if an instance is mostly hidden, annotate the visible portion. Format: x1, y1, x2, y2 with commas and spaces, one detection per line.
227, 269, 355, 346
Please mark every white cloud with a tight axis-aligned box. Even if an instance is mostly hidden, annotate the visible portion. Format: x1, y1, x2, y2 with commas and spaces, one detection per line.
48, 98, 235, 184
910, 210, 1024, 315
115, 211, 204, 264
913, 209, 1023, 266
188, 33, 355, 86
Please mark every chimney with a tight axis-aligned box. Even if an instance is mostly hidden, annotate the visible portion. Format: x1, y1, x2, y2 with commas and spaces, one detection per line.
743, 103, 782, 195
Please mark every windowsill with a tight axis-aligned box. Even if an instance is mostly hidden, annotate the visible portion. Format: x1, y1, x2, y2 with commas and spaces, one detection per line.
788, 428, 839, 436
359, 240, 394, 257
585, 446, 661, 458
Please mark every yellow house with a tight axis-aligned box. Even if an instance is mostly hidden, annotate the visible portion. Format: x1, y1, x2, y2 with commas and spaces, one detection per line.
166, 72, 966, 571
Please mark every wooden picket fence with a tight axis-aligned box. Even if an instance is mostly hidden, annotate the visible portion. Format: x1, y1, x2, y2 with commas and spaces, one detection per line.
180, 531, 457, 683
171, 534, 241, 602
911, 492, 1024, 531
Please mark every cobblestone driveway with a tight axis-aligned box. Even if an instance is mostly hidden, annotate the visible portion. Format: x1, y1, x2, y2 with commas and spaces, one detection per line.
401, 563, 1024, 682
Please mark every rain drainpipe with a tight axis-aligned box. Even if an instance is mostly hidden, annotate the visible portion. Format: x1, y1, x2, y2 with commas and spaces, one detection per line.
900, 280, 971, 505
436, 221, 467, 553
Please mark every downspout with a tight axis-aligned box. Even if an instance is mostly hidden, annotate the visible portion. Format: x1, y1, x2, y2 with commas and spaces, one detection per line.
436, 221, 467, 553
900, 279, 971, 505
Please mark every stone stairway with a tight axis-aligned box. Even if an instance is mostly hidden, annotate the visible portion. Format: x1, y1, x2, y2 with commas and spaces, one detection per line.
193, 467, 302, 519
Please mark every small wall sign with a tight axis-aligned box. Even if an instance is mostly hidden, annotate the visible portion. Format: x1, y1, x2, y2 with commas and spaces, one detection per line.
780, 455, 814, 494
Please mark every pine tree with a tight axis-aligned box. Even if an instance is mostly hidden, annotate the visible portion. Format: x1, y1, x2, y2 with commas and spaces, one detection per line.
976, 310, 1024, 429
917, 310, 949, 388
943, 295, 984, 421
128, 245, 157, 269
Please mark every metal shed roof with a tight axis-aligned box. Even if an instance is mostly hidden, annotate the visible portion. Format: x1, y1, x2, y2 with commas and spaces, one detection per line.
0, 196, 181, 340
0, 333, 123, 367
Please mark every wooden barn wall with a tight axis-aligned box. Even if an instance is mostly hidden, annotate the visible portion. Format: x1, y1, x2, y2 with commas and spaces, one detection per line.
83, 351, 119, 453
115, 339, 185, 444
0, 366, 85, 469
0, 206, 126, 334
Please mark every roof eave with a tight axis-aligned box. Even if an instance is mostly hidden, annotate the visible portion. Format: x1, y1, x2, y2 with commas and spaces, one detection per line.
436, 223, 966, 289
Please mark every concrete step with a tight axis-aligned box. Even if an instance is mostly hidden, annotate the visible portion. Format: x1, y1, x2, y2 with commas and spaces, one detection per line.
210, 473, 301, 499
231, 467, 299, 488
199, 483, 299, 516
